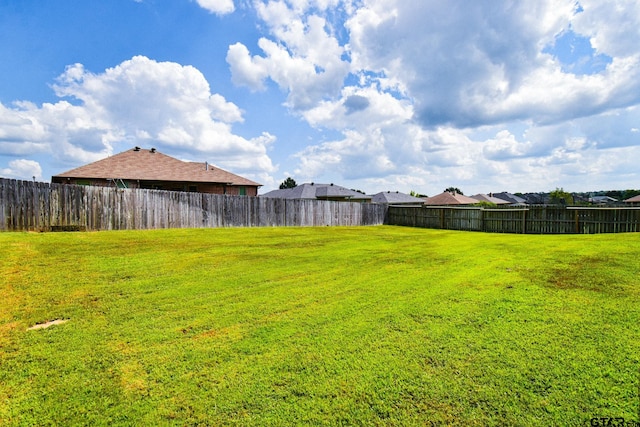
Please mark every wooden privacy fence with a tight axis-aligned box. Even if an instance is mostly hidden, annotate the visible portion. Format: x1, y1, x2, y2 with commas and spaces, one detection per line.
387, 205, 640, 234
0, 179, 387, 232
5, 178, 639, 234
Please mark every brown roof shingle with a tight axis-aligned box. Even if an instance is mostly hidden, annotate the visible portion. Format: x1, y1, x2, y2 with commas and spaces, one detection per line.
424, 191, 479, 205
52, 147, 261, 187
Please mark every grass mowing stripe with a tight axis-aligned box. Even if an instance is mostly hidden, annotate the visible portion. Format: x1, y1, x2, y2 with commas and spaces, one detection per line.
1, 226, 639, 426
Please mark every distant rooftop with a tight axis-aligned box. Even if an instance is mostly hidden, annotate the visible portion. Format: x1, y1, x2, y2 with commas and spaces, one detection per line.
625, 194, 640, 203
470, 193, 510, 205
261, 183, 371, 201
424, 191, 479, 205
371, 191, 425, 205
491, 192, 527, 205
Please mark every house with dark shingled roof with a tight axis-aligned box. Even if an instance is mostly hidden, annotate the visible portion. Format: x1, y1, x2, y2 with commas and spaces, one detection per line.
491, 192, 528, 205
371, 191, 425, 206
469, 193, 511, 205
51, 147, 261, 196
261, 183, 371, 202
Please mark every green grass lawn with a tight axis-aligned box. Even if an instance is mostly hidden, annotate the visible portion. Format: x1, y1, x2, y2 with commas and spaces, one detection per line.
1, 226, 639, 426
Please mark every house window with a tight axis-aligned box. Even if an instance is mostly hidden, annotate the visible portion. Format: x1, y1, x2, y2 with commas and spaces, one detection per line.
239, 187, 246, 196
189, 185, 198, 192
76, 180, 91, 186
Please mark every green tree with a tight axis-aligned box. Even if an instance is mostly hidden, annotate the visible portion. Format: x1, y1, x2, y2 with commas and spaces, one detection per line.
605, 190, 623, 200
549, 187, 573, 205
279, 177, 297, 189
410, 190, 428, 198
622, 189, 640, 200
445, 187, 463, 195
475, 201, 497, 208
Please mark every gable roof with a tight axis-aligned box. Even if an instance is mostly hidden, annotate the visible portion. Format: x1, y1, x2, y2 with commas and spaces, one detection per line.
371, 191, 425, 204
52, 147, 260, 187
470, 193, 511, 205
624, 194, 640, 203
424, 191, 479, 205
261, 183, 371, 201
589, 195, 618, 203
491, 192, 527, 205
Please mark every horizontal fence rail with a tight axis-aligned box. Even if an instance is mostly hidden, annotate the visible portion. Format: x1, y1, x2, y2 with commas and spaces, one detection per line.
0, 179, 387, 232
387, 205, 640, 234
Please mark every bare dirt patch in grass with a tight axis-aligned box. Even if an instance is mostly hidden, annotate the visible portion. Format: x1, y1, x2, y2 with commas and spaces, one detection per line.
27, 319, 69, 330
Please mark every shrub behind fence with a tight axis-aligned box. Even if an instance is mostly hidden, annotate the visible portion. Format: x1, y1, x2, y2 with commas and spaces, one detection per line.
0, 179, 387, 231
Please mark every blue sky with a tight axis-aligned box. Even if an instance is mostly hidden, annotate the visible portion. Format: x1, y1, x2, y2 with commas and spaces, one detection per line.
1, 0, 640, 195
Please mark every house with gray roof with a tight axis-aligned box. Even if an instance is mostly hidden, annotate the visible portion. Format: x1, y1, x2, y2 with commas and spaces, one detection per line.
491, 192, 527, 205
261, 183, 372, 202
470, 193, 510, 205
589, 195, 618, 204
371, 191, 425, 206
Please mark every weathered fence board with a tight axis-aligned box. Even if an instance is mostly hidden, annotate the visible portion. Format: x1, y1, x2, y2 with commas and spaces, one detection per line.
571, 207, 640, 234
0, 179, 387, 232
387, 205, 640, 234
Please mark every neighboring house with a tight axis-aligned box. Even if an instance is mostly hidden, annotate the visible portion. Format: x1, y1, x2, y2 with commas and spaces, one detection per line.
424, 191, 479, 205
624, 195, 640, 203
51, 147, 261, 196
261, 183, 372, 202
589, 195, 618, 204
371, 191, 426, 206
469, 193, 511, 205
491, 192, 528, 205
520, 192, 549, 204
572, 193, 591, 204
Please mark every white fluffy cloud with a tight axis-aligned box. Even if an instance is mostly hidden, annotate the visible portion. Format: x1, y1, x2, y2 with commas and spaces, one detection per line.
226, 0, 640, 194
0, 56, 276, 180
571, 0, 640, 57
345, 0, 640, 128
0, 159, 43, 181
483, 131, 533, 161
195, 0, 235, 15
227, 1, 350, 109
